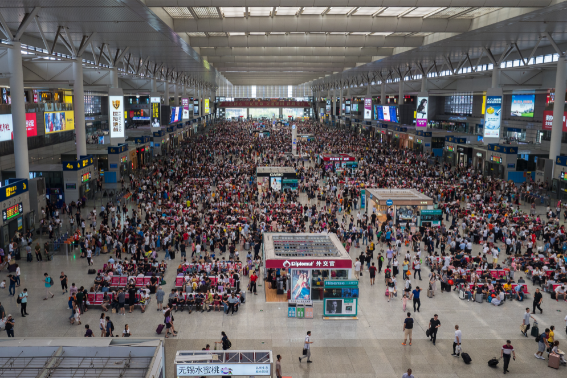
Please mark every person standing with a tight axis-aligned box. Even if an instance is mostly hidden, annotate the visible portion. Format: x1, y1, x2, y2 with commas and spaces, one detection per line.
533, 288, 543, 314
105, 316, 114, 337
18, 288, 29, 317
299, 331, 313, 363
117, 289, 126, 316
156, 286, 165, 311
276, 354, 282, 378
60, 272, 68, 294
354, 258, 361, 280
402, 312, 414, 346
4, 315, 14, 337
521, 308, 535, 337
410, 286, 422, 312
451, 325, 462, 357
500, 340, 516, 374
402, 369, 415, 378
428, 314, 441, 345
8, 274, 16, 296
43, 273, 54, 300
249, 271, 258, 294
413, 259, 422, 280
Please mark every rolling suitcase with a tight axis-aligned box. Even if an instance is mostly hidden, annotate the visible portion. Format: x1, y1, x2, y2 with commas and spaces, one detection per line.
530, 322, 539, 337
475, 293, 483, 303
14, 249, 21, 260
461, 353, 472, 364
459, 289, 466, 300
156, 324, 165, 334
548, 353, 560, 369
427, 289, 433, 298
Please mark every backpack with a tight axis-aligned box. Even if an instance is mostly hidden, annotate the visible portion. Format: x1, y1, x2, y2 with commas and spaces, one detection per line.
224, 339, 232, 349
535, 333, 542, 342
110, 321, 115, 332
48, 277, 54, 286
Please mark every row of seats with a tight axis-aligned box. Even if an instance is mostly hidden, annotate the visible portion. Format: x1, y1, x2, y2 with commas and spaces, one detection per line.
175, 276, 235, 288
466, 283, 530, 295
86, 292, 150, 306
103, 275, 160, 288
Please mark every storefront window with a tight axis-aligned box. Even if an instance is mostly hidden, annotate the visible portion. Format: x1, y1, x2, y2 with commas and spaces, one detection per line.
225, 108, 247, 119
311, 269, 329, 300
330, 270, 348, 280
249, 108, 279, 119
505, 130, 527, 142
282, 108, 304, 118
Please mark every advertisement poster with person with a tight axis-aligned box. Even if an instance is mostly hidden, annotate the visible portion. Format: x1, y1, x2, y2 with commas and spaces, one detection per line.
325, 299, 342, 314
44, 111, 74, 134
416, 97, 428, 127
364, 98, 372, 119
291, 269, 311, 300
270, 177, 282, 191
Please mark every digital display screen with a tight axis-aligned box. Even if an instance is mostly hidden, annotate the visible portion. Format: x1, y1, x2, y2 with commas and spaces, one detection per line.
352, 103, 358, 112
383, 106, 390, 122
3, 202, 23, 221
81, 172, 91, 182
511, 94, 535, 117
561, 172, 567, 181
390, 106, 398, 123
447, 146, 454, 152
109, 95, 124, 138
44, 111, 75, 134
491, 156, 502, 164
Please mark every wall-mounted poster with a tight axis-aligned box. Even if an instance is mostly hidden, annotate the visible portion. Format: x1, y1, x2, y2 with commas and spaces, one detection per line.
484, 96, 502, 138
511, 94, 535, 117
44, 111, 74, 134
270, 176, 282, 191
416, 97, 428, 128
291, 269, 311, 300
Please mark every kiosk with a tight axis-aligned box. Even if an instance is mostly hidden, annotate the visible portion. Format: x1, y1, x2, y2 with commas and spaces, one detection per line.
62, 155, 97, 203
263, 233, 353, 302
365, 189, 434, 226
323, 280, 359, 319
256, 167, 298, 193
318, 153, 357, 171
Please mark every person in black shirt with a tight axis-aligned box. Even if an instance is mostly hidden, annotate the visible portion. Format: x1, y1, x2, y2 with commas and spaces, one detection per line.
428, 314, 441, 345
532, 288, 543, 314
402, 312, 414, 346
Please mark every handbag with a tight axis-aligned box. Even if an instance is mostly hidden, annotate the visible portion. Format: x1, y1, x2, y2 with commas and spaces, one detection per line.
302, 348, 307, 356
520, 324, 527, 333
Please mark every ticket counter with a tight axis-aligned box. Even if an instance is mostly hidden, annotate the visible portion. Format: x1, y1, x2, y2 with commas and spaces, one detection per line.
0, 179, 31, 250
62, 155, 97, 203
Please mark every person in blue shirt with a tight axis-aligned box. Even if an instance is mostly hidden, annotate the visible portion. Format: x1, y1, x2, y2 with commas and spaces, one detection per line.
410, 286, 422, 312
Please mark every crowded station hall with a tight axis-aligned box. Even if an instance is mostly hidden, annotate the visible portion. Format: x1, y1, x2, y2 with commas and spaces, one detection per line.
1, 1, 567, 377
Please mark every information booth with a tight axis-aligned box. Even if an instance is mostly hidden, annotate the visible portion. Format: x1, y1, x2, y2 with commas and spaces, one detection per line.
323, 279, 359, 319
175, 350, 273, 377
62, 155, 97, 202
256, 167, 298, 193
318, 153, 357, 171
263, 233, 353, 302
365, 189, 434, 226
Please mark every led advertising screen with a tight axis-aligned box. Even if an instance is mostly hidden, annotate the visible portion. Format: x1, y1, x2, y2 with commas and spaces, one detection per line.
542, 110, 567, 131
326, 99, 331, 114
0, 113, 37, 141
484, 96, 502, 138
364, 98, 372, 120
44, 111, 74, 134
511, 94, 535, 117
204, 99, 210, 114
270, 177, 282, 191
170, 107, 182, 123
341, 102, 345, 113
291, 269, 311, 300
345, 99, 351, 115
193, 100, 199, 116
390, 106, 398, 123
382, 106, 390, 122
416, 97, 428, 128
352, 103, 358, 112
109, 95, 124, 138
181, 98, 190, 119
150, 97, 161, 127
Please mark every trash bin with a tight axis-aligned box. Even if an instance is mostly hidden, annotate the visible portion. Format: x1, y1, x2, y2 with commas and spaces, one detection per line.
288, 302, 296, 318
296, 305, 304, 318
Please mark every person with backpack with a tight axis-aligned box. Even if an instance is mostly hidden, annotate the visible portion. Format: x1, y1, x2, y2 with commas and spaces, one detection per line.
535, 328, 550, 360
219, 331, 231, 350
105, 316, 114, 337
43, 273, 54, 300
17, 288, 28, 317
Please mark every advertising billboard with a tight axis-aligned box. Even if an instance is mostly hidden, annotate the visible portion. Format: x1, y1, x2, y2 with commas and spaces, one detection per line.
44, 111, 74, 134
382, 106, 390, 122
511, 94, 535, 117
364, 98, 372, 120
193, 100, 199, 116
542, 110, 567, 131
181, 98, 190, 119
109, 95, 124, 138
177, 364, 271, 376
416, 97, 428, 128
291, 269, 311, 300
0, 113, 37, 141
390, 106, 398, 123
170, 107, 182, 123
150, 97, 161, 127
484, 96, 502, 138
204, 98, 210, 114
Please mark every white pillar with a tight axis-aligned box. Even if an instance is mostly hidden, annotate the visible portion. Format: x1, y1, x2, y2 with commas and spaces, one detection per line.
331, 89, 336, 116
292, 124, 297, 155
73, 60, 87, 157
550, 57, 567, 169
492, 67, 500, 89
151, 78, 157, 92
421, 76, 427, 92
8, 42, 29, 178
182, 84, 187, 96
110, 67, 119, 88
164, 82, 169, 104
200, 88, 204, 117
381, 82, 386, 105
398, 78, 404, 105
174, 83, 179, 106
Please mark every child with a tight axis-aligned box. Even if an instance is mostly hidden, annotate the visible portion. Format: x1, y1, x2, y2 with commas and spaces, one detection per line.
402, 293, 408, 312
0, 279, 5, 289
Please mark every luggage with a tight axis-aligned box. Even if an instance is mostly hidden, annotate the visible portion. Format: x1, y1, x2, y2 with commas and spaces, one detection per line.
549, 353, 561, 369
530, 322, 539, 337
170, 251, 175, 260
487, 357, 499, 367
459, 289, 466, 300
475, 294, 483, 303
487, 263, 494, 269
461, 353, 472, 364
385, 289, 390, 297
427, 289, 433, 298
487, 295, 493, 303
425, 328, 431, 337
551, 291, 557, 300
244, 242, 250, 250
8, 263, 17, 273
14, 249, 21, 260
156, 324, 164, 334
88, 269, 96, 274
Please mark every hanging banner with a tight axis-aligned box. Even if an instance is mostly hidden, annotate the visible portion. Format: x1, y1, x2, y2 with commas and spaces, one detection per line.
363, 98, 372, 120
109, 95, 124, 138
181, 97, 190, 119
204, 99, 210, 114
483, 96, 502, 138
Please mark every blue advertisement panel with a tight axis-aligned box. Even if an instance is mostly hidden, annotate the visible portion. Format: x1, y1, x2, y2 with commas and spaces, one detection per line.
511, 94, 535, 117
484, 96, 502, 138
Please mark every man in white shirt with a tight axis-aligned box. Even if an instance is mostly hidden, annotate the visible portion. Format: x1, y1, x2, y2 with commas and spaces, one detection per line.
555, 285, 567, 302
354, 258, 361, 280
451, 325, 462, 357
298, 331, 313, 363
402, 368, 415, 378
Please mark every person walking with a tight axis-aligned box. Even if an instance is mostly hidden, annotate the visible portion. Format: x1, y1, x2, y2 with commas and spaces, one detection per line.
535, 328, 550, 359
60, 271, 68, 294
249, 271, 258, 294
369, 262, 377, 285
276, 354, 283, 378
402, 369, 415, 378
299, 331, 313, 363
18, 288, 29, 317
533, 288, 543, 314
105, 316, 114, 337
43, 273, 54, 300
4, 315, 14, 337
8, 274, 16, 296
402, 312, 414, 346
410, 286, 422, 312
500, 340, 516, 374
521, 308, 536, 337
354, 258, 361, 280
428, 314, 441, 345
451, 325, 462, 357
156, 286, 165, 311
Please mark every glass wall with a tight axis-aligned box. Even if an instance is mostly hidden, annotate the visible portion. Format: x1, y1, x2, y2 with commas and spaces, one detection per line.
249, 108, 279, 119
225, 108, 247, 119
282, 108, 304, 118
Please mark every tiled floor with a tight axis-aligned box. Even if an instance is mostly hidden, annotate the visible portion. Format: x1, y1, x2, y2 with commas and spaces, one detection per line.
1, 192, 566, 377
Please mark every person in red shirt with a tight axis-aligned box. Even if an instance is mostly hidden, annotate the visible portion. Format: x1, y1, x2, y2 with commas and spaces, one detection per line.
369, 262, 377, 286
249, 271, 258, 295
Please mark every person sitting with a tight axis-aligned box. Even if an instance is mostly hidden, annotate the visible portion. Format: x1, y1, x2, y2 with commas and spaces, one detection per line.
514, 285, 524, 301
491, 290, 505, 306
186, 293, 195, 314
551, 341, 567, 365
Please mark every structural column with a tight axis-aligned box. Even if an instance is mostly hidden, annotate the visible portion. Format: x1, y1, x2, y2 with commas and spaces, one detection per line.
421, 76, 427, 92
491, 67, 500, 89
174, 83, 179, 106
164, 82, 169, 104
110, 67, 119, 88
8, 42, 29, 179
331, 88, 336, 117
550, 57, 567, 169
151, 78, 157, 92
381, 82, 386, 105
200, 88, 204, 118
73, 60, 87, 157
398, 78, 404, 104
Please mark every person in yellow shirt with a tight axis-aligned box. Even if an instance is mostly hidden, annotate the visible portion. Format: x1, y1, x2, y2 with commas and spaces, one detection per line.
503, 282, 512, 292
548, 325, 555, 345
